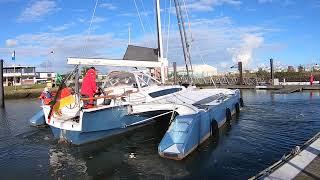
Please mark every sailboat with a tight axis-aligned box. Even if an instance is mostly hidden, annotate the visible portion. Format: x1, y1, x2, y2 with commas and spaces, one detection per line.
31, 0, 243, 160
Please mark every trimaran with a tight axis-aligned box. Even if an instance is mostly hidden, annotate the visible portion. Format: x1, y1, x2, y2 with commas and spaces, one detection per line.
31, 0, 243, 160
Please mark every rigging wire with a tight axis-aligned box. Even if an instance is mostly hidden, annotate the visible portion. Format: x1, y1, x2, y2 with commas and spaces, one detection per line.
177, 0, 193, 72
173, 0, 191, 83
82, 0, 100, 57
139, 0, 156, 41
133, 0, 146, 33
181, 0, 216, 87
181, 0, 193, 42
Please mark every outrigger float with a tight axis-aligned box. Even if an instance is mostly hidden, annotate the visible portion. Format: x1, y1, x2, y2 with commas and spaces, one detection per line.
30, 0, 243, 160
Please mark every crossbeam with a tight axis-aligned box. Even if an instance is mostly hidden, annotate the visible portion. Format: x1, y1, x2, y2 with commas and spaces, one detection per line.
67, 57, 163, 68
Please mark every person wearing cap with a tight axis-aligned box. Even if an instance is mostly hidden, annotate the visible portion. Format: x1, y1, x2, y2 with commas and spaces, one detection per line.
81, 67, 98, 108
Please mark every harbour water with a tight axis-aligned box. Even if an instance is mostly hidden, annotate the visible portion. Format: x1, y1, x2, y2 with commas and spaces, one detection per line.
0, 90, 320, 179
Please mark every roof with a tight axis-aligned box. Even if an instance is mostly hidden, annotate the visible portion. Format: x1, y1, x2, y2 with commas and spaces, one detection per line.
123, 45, 159, 62
4, 66, 36, 69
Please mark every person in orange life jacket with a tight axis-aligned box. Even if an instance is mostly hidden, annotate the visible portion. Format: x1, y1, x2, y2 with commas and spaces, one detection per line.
39, 87, 53, 105
81, 67, 99, 108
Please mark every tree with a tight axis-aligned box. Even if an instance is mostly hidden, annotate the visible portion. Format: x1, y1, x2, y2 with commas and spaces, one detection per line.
298, 65, 304, 73
256, 68, 269, 79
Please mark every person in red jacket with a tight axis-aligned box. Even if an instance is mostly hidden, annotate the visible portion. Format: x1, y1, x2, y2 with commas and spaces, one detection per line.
310, 74, 314, 86
81, 67, 98, 108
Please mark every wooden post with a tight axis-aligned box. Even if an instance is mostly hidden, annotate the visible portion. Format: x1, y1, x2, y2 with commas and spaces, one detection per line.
270, 58, 274, 86
238, 61, 243, 85
0, 59, 4, 108
173, 62, 177, 84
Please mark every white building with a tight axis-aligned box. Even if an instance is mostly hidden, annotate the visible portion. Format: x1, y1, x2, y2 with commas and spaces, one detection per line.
3, 66, 36, 86
35, 72, 57, 84
168, 64, 218, 77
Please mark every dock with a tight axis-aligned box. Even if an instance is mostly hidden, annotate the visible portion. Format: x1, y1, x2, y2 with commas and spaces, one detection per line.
250, 132, 320, 180
272, 87, 302, 94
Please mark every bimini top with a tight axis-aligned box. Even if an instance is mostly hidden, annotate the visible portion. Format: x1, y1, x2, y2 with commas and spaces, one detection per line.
123, 45, 159, 62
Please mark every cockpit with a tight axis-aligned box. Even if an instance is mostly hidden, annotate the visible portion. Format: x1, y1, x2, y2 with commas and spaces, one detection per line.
102, 71, 161, 96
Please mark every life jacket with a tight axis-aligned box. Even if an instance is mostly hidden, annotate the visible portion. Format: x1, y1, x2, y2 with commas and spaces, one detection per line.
39, 91, 52, 105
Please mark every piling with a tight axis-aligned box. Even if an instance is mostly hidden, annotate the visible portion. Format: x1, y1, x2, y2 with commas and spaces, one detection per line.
173, 62, 177, 84
238, 61, 243, 85
270, 58, 274, 86
0, 59, 4, 108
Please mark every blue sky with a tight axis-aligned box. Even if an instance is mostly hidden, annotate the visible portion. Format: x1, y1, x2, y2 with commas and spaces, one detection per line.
0, 0, 319, 72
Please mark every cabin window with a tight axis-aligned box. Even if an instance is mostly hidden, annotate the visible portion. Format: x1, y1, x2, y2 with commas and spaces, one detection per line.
148, 88, 182, 98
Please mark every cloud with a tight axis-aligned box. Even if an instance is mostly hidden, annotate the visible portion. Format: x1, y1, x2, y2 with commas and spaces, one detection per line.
99, 3, 117, 10
18, 0, 58, 22
49, 22, 75, 32
78, 16, 107, 24
227, 34, 264, 66
0, 32, 127, 72
5, 39, 18, 47
0, 14, 280, 73
187, 0, 242, 12
91, 16, 107, 23
258, 0, 295, 6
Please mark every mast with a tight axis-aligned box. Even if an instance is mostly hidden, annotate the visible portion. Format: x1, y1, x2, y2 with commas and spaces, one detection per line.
156, 0, 166, 84
177, 0, 193, 72
156, 0, 163, 59
174, 0, 190, 81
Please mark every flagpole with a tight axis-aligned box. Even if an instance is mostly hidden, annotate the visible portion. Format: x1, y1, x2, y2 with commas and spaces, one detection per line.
13, 63, 16, 90
12, 51, 16, 90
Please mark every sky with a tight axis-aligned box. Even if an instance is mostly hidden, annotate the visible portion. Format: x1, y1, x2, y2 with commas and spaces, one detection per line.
0, 0, 319, 73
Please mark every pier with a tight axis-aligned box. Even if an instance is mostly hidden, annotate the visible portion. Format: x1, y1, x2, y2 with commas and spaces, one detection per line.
251, 132, 320, 180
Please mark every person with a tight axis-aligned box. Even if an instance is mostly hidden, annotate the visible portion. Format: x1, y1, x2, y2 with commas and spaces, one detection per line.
310, 74, 314, 86
39, 87, 53, 105
81, 67, 98, 108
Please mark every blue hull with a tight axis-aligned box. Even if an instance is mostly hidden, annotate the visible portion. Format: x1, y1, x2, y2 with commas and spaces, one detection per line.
29, 110, 46, 126
158, 93, 241, 160
50, 122, 146, 145
49, 106, 170, 145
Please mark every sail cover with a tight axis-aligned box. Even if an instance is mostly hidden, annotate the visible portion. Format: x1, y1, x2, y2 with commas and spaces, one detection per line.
123, 45, 159, 62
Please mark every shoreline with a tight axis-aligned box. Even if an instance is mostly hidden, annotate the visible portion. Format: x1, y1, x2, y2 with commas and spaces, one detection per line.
3, 85, 320, 99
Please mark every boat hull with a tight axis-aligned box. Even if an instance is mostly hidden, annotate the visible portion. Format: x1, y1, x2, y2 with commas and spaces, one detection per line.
49, 108, 172, 145
158, 90, 241, 160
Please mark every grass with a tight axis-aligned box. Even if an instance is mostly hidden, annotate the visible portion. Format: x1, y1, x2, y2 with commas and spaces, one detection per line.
4, 84, 58, 99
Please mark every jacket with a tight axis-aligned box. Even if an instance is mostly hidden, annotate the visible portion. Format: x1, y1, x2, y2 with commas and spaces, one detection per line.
81, 69, 97, 96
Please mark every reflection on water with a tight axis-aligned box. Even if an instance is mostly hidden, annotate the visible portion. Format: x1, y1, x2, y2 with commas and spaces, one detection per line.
1, 90, 320, 179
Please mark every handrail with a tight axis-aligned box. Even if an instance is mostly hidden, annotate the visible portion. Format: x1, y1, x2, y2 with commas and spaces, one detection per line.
80, 95, 117, 101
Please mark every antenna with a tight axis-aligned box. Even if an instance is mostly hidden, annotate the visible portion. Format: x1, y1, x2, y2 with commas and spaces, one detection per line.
128, 24, 131, 45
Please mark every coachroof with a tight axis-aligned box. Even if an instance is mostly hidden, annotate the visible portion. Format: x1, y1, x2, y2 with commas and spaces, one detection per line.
123, 45, 159, 62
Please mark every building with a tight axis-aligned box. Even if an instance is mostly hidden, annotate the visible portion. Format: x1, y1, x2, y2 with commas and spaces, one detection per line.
168, 64, 218, 77
287, 66, 295, 72
35, 72, 57, 84
3, 66, 36, 86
